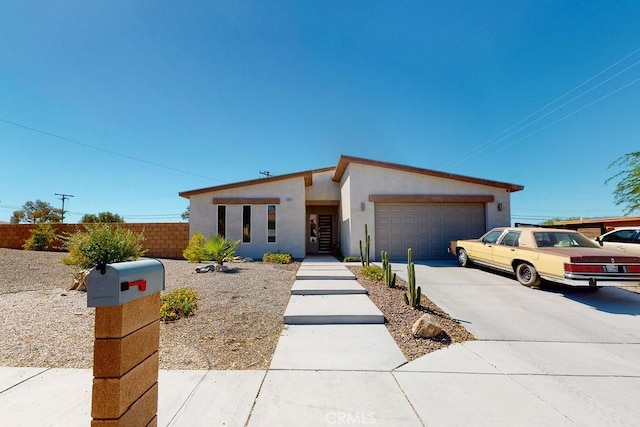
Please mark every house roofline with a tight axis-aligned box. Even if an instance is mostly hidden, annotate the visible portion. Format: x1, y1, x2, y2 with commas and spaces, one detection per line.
554, 216, 640, 226
332, 155, 524, 192
179, 166, 336, 199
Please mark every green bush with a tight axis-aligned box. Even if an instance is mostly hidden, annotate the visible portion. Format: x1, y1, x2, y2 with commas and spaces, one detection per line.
205, 235, 240, 265
183, 233, 209, 263
262, 252, 293, 264
361, 265, 384, 281
342, 256, 362, 263
161, 288, 198, 322
62, 224, 145, 269
23, 223, 58, 251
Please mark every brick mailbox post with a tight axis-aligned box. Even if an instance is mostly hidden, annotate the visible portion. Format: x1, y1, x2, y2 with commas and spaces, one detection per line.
87, 259, 165, 426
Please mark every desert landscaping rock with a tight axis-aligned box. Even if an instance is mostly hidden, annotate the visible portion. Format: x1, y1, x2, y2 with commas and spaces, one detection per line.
411, 313, 443, 338
348, 266, 476, 361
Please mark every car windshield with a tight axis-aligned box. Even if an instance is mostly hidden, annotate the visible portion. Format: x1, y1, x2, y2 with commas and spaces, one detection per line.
533, 231, 599, 248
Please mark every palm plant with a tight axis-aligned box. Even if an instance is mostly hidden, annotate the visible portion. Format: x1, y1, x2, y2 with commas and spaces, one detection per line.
204, 235, 240, 266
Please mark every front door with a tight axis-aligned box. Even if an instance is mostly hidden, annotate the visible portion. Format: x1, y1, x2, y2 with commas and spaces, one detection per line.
318, 214, 332, 253
306, 210, 337, 255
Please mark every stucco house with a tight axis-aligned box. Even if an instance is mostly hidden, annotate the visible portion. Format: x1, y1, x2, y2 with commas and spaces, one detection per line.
179, 155, 524, 261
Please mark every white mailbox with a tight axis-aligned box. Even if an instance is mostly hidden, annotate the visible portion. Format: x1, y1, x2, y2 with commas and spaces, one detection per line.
87, 259, 165, 307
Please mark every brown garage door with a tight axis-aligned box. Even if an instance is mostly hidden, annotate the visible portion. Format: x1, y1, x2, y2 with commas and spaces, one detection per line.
375, 203, 486, 260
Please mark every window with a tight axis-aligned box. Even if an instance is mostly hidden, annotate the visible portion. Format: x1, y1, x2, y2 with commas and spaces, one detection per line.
500, 231, 520, 247
309, 214, 318, 243
242, 206, 251, 242
534, 231, 597, 248
217, 206, 226, 237
604, 229, 637, 243
482, 230, 503, 244
267, 205, 276, 243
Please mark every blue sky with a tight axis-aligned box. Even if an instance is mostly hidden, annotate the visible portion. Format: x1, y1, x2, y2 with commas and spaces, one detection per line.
1, 1, 639, 224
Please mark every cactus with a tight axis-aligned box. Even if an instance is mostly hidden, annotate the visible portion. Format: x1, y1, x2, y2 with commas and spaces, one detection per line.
382, 250, 396, 288
358, 224, 372, 267
403, 248, 421, 308
359, 224, 371, 267
364, 224, 370, 266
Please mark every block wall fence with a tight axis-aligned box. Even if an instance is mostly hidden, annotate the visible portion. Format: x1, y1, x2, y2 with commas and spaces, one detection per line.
0, 223, 189, 259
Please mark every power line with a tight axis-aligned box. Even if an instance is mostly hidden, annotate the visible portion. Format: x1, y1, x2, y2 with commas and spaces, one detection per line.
0, 118, 226, 183
449, 58, 640, 169
445, 45, 640, 169
481, 75, 640, 158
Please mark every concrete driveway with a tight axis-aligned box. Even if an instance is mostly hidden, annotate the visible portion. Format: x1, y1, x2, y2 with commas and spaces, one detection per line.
393, 260, 640, 426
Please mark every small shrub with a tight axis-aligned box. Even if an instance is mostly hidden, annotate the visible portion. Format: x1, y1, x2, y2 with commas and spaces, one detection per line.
23, 223, 58, 251
183, 233, 209, 263
263, 253, 293, 264
160, 288, 198, 322
205, 235, 240, 265
342, 256, 362, 263
361, 265, 384, 281
62, 224, 145, 269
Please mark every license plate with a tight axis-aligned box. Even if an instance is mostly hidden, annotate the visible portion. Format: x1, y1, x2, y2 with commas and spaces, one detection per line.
605, 264, 619, 273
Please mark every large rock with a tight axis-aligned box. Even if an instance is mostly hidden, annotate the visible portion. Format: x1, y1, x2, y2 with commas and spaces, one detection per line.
412, 313, 443, 338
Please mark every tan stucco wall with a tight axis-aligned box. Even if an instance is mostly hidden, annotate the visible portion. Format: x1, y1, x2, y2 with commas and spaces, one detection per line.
189, 177, 306, 259
339, 163, 513, 259
305, 169, 340, 200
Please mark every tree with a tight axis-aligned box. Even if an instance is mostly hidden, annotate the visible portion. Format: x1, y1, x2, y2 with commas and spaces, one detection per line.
11, 199, 63, 223
80, 212, 124, 223
606, 152, 640, 215
181, 206, 190, 221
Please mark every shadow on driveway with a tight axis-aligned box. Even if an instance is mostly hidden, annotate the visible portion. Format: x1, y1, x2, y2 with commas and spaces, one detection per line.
414, 260, 640, 315
542, 283, 640, 315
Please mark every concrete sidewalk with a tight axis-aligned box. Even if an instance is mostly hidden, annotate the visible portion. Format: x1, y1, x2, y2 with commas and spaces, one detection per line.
2, 256, 639, 426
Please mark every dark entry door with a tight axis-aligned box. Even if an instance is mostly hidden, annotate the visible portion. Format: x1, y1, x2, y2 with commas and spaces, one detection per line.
318, 215, 332, 253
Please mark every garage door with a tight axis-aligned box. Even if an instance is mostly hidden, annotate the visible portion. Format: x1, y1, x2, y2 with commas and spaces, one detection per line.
375, 203, 486, 260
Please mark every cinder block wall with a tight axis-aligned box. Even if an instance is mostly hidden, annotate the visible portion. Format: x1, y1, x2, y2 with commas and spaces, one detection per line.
0, 223, 189, 259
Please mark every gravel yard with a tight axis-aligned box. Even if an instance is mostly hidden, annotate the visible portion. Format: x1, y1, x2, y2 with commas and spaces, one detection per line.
0, 248, 297, 370
0, 248, 476, 371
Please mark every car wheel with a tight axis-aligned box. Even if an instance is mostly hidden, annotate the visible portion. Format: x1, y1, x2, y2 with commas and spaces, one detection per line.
457, 249, 470, 267
515, 263, 541, 288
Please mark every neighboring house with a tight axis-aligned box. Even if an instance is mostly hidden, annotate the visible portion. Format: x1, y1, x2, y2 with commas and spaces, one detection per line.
549, 216, 640, 238
179, 155, 524, 261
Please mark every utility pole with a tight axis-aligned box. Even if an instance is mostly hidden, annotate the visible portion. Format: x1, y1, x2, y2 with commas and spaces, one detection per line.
259, 170, 272, 178
55, 193, 74, 223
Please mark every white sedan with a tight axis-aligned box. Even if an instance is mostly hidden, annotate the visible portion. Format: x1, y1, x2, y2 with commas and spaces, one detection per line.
595, 227, 640, 256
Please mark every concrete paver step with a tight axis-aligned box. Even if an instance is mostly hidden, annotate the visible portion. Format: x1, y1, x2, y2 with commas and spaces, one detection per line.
295, 269, 355, 280
299, 263, 348, 271
270, 325, 406, 371
283, 294, 384, 324
291, 279, 366, 295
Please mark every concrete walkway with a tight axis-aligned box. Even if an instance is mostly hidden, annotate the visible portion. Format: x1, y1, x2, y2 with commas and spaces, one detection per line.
2, 256, 640, 425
